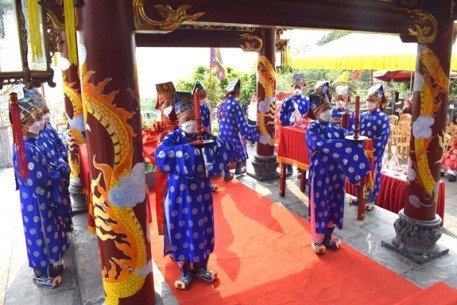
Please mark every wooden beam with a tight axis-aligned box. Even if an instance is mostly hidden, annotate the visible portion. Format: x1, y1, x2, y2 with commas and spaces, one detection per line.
137, 0, 418, 35
135, 28, 261, 48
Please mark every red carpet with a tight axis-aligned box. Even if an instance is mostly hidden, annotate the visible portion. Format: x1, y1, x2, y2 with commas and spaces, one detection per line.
394, 282, 457, 305
149, 178, 425, 304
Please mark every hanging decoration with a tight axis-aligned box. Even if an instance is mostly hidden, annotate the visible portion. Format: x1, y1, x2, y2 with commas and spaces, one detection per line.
64, 0, 78, 65
26, 0, 43, 61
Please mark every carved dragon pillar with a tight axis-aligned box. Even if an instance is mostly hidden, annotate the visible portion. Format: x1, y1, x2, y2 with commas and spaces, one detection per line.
58, 30, 87, 213
383, 4, 453, 263
77, 1, 154, 304
248, 27, 279, 180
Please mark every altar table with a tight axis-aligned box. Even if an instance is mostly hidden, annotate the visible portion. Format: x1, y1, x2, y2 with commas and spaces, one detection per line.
276, 126, 309, 197
277, 125, 373, 220
346, 171, 446, 225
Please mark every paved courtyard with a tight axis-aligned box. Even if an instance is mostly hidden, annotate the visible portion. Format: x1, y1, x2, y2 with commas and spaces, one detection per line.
1, 149, 457, 304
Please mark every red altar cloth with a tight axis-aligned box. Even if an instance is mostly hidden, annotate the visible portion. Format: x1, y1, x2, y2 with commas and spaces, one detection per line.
277, 126, 310, 171
346, 171, 446, 225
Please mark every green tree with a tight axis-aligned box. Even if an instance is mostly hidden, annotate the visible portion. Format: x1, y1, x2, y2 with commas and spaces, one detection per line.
175, 66, 257, 110
316, 31, 349, 46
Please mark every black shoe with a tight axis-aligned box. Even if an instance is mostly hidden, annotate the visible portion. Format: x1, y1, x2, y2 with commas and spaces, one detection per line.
448, 174, 456, 182
48, 263, 65, 277
441, 171, 445, 177
224, 174, 234, 181
234, 168, 246, 176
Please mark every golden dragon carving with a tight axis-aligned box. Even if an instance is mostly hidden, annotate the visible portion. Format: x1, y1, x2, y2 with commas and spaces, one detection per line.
413, 47, 447, 200
63, 76, 84, 118
63, 76, 85, 181
133, 0, 205, 32
406, 9, 437, 43
82, 71, 149, 305
66, 128, 85, 181
239, 33, 263, 52
257, 55, 276, 146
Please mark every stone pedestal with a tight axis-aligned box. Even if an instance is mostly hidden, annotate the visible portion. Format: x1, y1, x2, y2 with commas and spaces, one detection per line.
382, 209, 448, 264
69, 180, 87, 214
248, 154, 279, 181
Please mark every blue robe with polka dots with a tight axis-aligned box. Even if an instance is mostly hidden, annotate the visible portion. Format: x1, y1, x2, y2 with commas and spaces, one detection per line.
154, 129, 233, 263
13, 137, 69, 272
359, 109, 391, 199
217, 96, 259, 163
279, 94, 309, 126
306, 121, 371, 234
331, 107, 354, 132
200, 103, 211, 131
40, 124, 67, 161
39, 124, 73, 231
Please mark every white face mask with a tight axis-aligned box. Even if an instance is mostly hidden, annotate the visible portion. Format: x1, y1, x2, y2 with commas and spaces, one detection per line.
38, 119, 45, 131
163, 106, 173, 117
181, 120, 197, 134
337, 101, 346, 108
293, 88, 302, 96
27, 121, 42, 135
319, 110, 332, 122
366, 101, 377, 111
42, 113, 51, 124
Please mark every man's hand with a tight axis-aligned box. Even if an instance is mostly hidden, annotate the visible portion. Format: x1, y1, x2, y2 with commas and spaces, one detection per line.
259, 134, 272, 144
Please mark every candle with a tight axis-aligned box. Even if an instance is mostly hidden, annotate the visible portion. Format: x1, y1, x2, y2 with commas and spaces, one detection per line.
193, 91, 203, 144
354, 95, 360, 119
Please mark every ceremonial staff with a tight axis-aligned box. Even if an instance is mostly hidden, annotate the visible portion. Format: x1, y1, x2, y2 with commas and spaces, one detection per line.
345, 95, 368, 220
189, 91, 213, 177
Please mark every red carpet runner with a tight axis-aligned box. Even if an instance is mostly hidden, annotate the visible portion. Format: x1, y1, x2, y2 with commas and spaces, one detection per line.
149, 178, 430, 304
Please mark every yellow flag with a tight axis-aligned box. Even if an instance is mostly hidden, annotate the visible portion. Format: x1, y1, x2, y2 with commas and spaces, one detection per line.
333, 71, 350, 84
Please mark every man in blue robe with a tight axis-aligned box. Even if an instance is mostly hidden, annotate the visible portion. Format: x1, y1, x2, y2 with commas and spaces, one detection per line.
193, 81, 212, 132
193, 81, 219, 192
24, 87, 73, 231
306, 93, 371, 254
155, 91, 233, 290
359, 84, 391, 211
279, 73, 310, 126
331, 85, 354, 131
279, 73, 310, 175
217, 78, 259, 180
10, 96, 69, 288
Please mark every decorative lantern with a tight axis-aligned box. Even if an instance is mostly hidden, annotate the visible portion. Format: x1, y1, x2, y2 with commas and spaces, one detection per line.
0, 0, 55, 89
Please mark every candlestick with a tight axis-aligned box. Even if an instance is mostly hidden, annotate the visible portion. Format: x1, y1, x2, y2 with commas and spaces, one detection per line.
354, 95, 360, 140
193, 92, 201, 122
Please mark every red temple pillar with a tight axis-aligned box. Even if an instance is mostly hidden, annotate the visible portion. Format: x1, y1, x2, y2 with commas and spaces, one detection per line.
59, 30, 87, 214
77, 1, 154, 304
383, 4, 453, 263
250, 27, 279, 180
